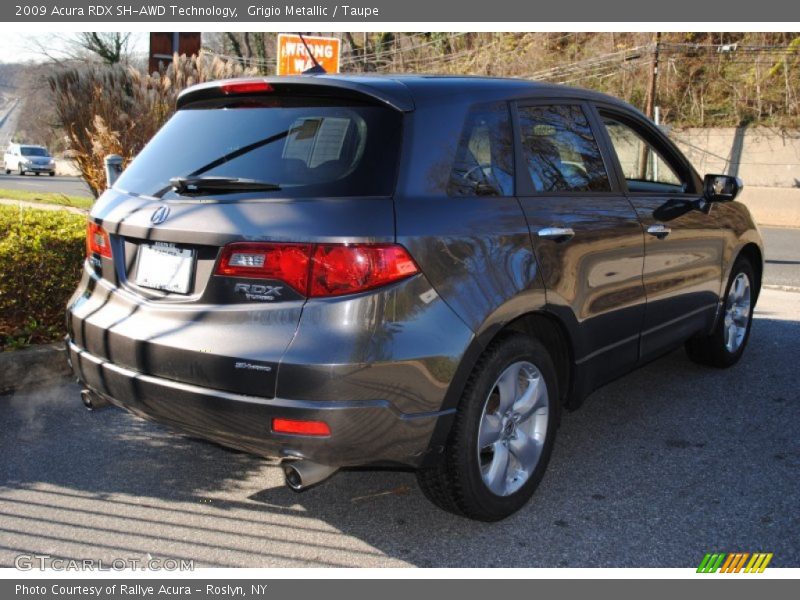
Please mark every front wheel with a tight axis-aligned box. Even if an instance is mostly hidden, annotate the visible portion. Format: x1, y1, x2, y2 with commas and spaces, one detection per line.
417, 334, 559, 521
686, 257, 756, 367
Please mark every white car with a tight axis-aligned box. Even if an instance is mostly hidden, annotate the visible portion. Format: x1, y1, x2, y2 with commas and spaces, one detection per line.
4, 143, 56, 176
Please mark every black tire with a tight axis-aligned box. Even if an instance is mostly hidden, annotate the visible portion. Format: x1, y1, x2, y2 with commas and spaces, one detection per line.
686, 257, 756, 368
18, 169, 24, 176
417, 333, 560, 521
34, 172, 40, 176
49, 171, 55, 177
4, 169, 9, 175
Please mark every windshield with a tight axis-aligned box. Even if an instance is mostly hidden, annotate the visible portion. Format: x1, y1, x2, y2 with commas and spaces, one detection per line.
115, 99, 403, 199
21, 147, 49, 157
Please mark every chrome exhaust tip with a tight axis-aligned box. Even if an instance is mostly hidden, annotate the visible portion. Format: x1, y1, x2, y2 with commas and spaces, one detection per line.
283, 460, 338, 492
80, 389, 109, 411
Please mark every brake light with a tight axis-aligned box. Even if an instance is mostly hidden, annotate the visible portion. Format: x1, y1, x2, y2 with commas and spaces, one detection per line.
220, 80, 274, 95
86, 221, 111, 259
214, 242, 419, 298
272, 418, 331, 437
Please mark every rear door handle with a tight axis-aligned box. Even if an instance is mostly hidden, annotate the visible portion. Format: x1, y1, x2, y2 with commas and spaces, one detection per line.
647, 224, 672, 239
538, 227, 575, 242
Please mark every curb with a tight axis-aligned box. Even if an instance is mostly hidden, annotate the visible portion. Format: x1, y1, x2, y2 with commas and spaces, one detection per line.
0, 343, 73, 395
763, 284, 800, 293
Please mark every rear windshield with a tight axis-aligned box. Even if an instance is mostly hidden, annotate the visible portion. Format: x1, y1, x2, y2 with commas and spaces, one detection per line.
21, 147, 49, 157
114, 99, 403, 199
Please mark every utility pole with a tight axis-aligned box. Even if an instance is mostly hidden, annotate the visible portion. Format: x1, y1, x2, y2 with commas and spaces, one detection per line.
362, 32, 368, 71
640, 32, 662, 178
644, 32, 661, 120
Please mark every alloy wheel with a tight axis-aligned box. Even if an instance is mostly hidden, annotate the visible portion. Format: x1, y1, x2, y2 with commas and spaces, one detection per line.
477, 360, 549, 496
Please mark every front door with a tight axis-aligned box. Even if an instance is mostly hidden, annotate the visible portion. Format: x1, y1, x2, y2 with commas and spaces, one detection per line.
596, 109, 724, 361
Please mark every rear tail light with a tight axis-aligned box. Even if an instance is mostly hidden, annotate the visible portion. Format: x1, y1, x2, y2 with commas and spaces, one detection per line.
309, 244, 419, 297
272, 418, 330, 437
215, 242, 419, 298
86, 221, 112, 259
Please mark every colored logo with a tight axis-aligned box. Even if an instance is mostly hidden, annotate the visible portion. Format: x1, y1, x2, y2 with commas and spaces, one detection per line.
697, 552, 773, 573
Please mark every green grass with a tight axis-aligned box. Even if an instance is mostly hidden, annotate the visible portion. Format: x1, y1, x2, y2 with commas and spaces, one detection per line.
0, 187, 93, 210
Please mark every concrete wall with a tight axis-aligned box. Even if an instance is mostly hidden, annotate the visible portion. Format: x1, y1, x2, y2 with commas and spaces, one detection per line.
670, 128, 800, 228
671, 127, 800, 188
54, 159, 81, 177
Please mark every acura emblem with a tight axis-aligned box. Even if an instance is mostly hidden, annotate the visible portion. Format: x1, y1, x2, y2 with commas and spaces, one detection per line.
150, 206, 170, 225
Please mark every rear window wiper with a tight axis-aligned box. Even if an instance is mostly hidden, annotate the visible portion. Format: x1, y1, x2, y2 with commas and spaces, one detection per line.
169, 176, 282, 195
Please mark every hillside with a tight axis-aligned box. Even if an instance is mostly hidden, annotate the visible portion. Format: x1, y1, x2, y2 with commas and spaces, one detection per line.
212, 32, 800, 128
5, 31, 800, 155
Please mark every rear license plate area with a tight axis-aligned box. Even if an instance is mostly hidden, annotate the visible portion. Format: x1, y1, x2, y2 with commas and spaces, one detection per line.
134, 242, 195, 294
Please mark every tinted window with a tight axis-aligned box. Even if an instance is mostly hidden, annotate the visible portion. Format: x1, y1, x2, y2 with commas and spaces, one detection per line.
115, 99, 402, 198
448, 103, 514, 197
519, 105, 610, 193
601, 116, 685, 193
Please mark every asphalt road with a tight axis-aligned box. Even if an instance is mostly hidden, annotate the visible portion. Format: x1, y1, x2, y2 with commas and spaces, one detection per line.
762, 227, 800, 289
0, 98, 20, 150
0, 173, 92, 197
1, 288, 798, 568
0, 97, 91, 197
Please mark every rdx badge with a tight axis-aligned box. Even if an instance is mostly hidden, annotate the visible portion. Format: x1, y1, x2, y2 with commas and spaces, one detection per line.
234, 283, 283, 302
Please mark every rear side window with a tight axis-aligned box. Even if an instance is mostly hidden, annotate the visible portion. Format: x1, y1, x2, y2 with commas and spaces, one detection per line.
448, 103, 514, 197
518, 105, 610, 193
114, 99, 402, 199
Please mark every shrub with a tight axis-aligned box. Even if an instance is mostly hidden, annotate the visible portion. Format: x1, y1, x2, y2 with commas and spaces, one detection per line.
49, 52, 255, 198
0, 206, 86, 350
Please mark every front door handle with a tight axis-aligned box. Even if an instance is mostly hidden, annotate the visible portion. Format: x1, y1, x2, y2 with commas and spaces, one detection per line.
538, 227, 575, 242
647, 224, 672, 239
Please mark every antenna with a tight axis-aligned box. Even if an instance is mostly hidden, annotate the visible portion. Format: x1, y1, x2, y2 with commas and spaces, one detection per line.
298, 33, 326, 75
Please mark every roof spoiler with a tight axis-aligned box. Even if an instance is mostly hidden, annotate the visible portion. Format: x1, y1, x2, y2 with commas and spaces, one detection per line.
176, 76, 415, 112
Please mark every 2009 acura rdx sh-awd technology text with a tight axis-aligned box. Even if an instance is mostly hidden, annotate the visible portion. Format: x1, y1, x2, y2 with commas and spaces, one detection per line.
66, 75, 763, 521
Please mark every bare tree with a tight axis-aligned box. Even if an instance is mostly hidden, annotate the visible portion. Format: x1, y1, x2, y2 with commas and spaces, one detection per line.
75, 32, 132, 65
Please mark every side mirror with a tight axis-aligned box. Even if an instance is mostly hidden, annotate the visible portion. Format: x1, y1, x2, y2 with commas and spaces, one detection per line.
703, 174, 743, 202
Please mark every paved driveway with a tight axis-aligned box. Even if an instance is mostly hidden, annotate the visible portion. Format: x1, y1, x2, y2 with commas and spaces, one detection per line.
1, 289, 798, 568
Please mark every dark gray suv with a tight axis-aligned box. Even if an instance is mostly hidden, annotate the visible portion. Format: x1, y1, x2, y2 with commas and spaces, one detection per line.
66, 75, 763, 521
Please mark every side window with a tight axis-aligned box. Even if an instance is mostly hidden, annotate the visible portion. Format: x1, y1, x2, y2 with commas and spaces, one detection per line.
448, 103, 514, 197
518, 104, 611, 193
601, 116, 686, 193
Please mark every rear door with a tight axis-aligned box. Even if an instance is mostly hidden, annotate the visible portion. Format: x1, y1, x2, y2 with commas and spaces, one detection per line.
394, 100, 540, 341
514, 100, 646, 387
594, 106, 724, 361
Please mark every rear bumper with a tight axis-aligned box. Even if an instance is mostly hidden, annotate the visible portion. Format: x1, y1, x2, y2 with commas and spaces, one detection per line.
67, 340, 451, 467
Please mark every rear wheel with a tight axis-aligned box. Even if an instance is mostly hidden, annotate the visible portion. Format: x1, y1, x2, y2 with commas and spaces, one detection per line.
686, 257, 756, 367
34, 172, 40, 176
417, 334, 559, 521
